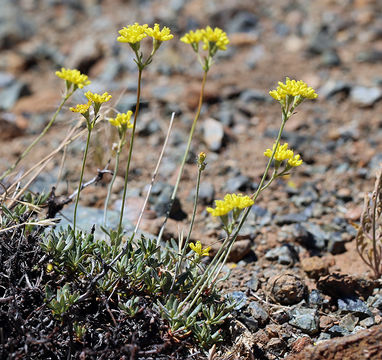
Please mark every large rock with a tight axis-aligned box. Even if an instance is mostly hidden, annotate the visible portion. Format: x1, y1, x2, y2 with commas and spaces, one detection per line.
285, 324, 382, 360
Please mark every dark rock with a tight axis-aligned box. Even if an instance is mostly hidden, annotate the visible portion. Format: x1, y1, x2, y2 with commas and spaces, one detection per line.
228, 11, 258, 33
216, 103, 234, 126
265, 337, 286, 356
268, 273, 307, 305
272, 310, 290, 324
149, 182, 187, 220
246, 273, 260, 291
350, 86, 382, 107
318, 80, 351, 99
338, 297, 373, 319
289, 308, 319, 335
67, 37, 103, 73
285, 324, 382, 360
300, 222, 327, 250
357, 50, 382, 63
309, 290, 324, 306
328, 325, 350, 337
239, 315, 259, 332
247, 301, 269, 325
274, 212, 308, 225
0, 112, 24, 140
265, 244, 299, 266
317, 273, 376, 299
0, 3, 36, 49
189, 182, 215, 205
321, 49, 341, 67
225, 174, 252, 192
227, 291, 247, 310
116, 94, 149, 113
0, 81, 31, 110
368, 294, 382, 310
327, 233, 346, 254
307, 26, 334, 55
239, 89, 268, 103
251, 205, 272, 226
278, 223, 312, 244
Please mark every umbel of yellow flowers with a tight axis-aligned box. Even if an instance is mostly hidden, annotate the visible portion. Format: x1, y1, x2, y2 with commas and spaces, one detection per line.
207, 194, 254, 217
117, 23, 173, 45
269, 77, 318, 101
264, 142, 303, 167
55, 68, 91, 90
189, 241, 211, 257
181, 26, 229, 51
108, 111, 133, 130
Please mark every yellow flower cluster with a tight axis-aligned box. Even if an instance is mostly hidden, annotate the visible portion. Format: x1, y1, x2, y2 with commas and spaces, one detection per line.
180, 30, 203, 45
207, 194, 254, 217
117, 23, 173, 44
264, 142, 303, 167
202, 26, 230, 50
117, 23, 148, 43
108, 111, 133, 128
55, 68, 90, 89
145, 23, 173, 42
70, 101, 91, 114
269, 77, 318, 101
189, 241, 210, 256
85, 91, 112, 104
181, 26, 229, 51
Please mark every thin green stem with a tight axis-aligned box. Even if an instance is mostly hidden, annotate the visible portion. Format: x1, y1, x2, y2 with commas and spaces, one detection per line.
117, 69, 142, 238
103, 141, 122, 227
0, 91, 73, 181
157, 70, 208, 245
170, 166, 203, 296
179, 112, 289, 313
73, 127, 92, 236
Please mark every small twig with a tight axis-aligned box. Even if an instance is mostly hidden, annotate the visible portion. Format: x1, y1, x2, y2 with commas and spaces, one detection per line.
68, 164, 112, 201
0, 218, 60, 234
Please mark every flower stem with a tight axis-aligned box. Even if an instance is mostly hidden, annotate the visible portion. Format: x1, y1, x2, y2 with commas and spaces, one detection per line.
170, 165, 203, 295
103, 141, 122, 227
0, 92, 72, 182
117, 69, 142, 238
179, 112, 289, 314
73, 126, 93, 237
156, 70, 208, 245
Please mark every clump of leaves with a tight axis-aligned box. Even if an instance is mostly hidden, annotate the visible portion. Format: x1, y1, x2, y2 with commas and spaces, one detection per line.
356, 168, 382, 279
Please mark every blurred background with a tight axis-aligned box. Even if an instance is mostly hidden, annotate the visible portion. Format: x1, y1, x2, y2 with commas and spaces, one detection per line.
0, 0, 382, 257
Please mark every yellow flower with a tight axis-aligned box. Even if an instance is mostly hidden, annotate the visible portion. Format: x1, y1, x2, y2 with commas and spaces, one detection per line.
70, 100, 91, 114
189, 241, 211, 256
108, 111, 133, 128
264, 143, 303, 167
269, 77, 318, 101
180, 29, 203, 45
55, 68, 90, 89
201, 26, 230, 51
85, 91, 112, 104
207, 194, 254, 217
288, 154, 303, 167
264, 143, 294, 161
145, 23, 173, 42
117, 23, 148, 44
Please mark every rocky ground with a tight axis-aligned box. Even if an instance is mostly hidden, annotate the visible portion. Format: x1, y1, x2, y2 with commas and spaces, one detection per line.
1, 0, 382, 359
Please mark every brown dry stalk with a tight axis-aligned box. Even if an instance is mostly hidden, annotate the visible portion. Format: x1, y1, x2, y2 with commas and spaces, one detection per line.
356, 168, 382, 278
